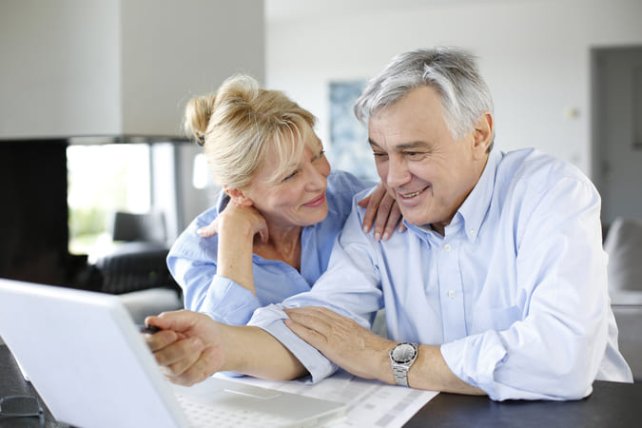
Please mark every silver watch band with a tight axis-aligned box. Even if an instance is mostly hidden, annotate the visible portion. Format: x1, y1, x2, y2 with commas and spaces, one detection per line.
392, 364, 410, 387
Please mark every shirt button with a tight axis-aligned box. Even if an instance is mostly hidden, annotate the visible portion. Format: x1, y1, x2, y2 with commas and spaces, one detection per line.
443, 243, 452, 252
447, 290, 456, 299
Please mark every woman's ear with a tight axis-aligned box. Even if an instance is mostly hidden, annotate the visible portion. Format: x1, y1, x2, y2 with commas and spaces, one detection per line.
225, 187, 253, 207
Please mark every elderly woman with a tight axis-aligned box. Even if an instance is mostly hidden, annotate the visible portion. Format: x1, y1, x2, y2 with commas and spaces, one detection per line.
168, 75, 400, 325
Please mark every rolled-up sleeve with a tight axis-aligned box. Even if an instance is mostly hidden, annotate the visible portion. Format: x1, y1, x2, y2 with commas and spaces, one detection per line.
442, 176, 613, 400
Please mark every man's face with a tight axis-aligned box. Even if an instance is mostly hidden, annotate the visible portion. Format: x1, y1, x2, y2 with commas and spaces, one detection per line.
368, 86, 490, 233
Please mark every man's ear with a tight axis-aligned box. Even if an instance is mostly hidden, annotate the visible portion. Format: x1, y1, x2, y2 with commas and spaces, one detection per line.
225, 187, 253, 207
472, 112, 493, 159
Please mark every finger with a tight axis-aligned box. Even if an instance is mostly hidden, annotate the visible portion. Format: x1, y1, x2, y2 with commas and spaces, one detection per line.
361, 185, 385, 233
170, 348, 221, 386
285, 306, 346, 328
149, 310, 200, 333
373, 195, 395, 241
382, 203, 403, 241
284, 318, 329, 348
357, 194, 370, 208
288, 306, 350, 322
285, 308, 333, 336
166, 344, 203, 377
197, 223, 218, 238
145, 329, 179, 352
153, 336, 204, 368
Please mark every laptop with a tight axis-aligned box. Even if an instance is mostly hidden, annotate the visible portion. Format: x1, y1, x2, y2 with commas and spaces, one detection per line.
0, 279, 346, 428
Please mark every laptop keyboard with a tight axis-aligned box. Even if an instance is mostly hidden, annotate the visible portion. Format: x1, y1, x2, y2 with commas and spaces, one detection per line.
175, 393, 293, 428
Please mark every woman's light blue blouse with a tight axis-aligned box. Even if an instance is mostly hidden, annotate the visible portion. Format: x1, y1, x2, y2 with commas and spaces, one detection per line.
167, 170, 369, 325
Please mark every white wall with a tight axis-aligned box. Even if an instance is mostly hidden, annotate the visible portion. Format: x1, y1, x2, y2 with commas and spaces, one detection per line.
0, 0, 121, 137
266, 0, 642, 177
0, 0, 265, 138
120, 0, 265, 136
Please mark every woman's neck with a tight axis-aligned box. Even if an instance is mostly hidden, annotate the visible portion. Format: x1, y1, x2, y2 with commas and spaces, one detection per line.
253, 223, 302, 269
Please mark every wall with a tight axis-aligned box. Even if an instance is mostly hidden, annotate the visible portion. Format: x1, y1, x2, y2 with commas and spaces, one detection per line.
0, 0, 265, 138
0, 0, 120, 137
266, 0, 642, 177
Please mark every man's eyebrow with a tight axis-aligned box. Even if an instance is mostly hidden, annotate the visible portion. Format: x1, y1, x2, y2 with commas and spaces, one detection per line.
368, 139, 430, 151
368, 138, 382, 149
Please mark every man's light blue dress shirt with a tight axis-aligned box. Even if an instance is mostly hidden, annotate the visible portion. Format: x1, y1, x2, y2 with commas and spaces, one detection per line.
167, 171, 368, 325
249, 148, 633, 401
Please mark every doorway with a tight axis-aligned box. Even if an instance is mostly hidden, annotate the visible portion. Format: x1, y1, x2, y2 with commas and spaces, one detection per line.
592, 46, 642, 226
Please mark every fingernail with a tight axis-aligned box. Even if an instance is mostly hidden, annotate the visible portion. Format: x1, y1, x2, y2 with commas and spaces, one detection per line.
363, 226, 369, 233
374, 232, 381, 241
382, 232, 390, 241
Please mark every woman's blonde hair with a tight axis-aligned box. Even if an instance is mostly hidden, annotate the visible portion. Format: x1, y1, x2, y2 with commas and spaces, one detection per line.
183, 75, 318, 189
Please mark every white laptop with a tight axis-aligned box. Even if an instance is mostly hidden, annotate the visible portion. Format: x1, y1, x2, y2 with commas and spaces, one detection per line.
0, 279, 346, 428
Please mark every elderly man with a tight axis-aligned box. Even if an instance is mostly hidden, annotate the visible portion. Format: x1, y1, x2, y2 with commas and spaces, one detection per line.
147, 48, 632, 401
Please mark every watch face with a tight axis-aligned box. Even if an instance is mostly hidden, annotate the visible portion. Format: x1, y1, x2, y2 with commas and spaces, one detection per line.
391, 343, 417, 364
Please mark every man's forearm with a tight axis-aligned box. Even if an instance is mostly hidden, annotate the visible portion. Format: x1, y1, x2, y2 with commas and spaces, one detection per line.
222, 325, 307, 380
393, 345, 485, 395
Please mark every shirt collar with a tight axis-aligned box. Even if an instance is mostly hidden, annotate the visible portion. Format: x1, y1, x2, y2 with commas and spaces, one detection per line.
455, 149, 502, 241
403, 149, 501, 242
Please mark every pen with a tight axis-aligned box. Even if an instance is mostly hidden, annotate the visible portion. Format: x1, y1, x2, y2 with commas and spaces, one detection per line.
138, 324, 161, 334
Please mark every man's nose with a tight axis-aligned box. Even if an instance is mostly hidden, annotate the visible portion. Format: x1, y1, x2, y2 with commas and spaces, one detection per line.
386, 156, 411, 188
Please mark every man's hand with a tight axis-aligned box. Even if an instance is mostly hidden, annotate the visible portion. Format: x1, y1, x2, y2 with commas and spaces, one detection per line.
358, 183, 405, 241
284, 307, 393, 382
144, 310, 229, 386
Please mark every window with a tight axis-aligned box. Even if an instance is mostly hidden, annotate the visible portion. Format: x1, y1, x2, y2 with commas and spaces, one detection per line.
67, 144, 151, 258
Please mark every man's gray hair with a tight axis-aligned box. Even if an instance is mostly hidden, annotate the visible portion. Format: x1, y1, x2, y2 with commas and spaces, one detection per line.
354, 47, 494, 151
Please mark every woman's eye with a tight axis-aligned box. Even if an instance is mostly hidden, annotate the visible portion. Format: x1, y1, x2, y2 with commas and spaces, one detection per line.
282, 170, 298, 181
313, 150, 326, 161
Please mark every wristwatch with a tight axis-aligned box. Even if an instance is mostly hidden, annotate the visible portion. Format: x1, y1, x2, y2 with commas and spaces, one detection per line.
389, 342, 418, 387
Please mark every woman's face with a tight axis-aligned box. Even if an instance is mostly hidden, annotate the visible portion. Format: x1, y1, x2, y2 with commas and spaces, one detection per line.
242, 131, 331, 229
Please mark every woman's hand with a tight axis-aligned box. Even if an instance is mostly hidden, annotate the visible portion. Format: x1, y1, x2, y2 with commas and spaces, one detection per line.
144, 310, 228, 386
198, 201, 268, 244
145, 310, 307, 384
359, 183, 405, 240
198, 201, 268, 294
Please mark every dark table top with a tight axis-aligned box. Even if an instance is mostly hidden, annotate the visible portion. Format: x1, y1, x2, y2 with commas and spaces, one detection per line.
1, 344, 640, 427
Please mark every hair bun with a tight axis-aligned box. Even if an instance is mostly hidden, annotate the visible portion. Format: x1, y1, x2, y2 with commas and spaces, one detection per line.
184, 94, 216, 146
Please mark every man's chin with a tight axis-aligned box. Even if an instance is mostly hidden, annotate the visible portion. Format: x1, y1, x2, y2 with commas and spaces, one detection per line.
399, 212, 429, 227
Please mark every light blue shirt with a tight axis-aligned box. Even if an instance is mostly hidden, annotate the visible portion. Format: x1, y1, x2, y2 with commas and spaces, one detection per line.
167, 170, 368, 325
249, 148, 633, 401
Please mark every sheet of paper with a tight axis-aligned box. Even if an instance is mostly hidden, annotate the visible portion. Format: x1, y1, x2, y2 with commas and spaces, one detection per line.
221, 370, 438, 427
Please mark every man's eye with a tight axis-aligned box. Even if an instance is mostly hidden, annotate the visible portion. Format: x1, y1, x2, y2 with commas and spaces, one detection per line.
405, 152, 426, 160
373, 152, 388, 158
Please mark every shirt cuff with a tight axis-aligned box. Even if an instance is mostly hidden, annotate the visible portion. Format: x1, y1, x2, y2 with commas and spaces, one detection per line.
249, 304, 337, 383
203, 275, 260, 325
440, 332, 507, 399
